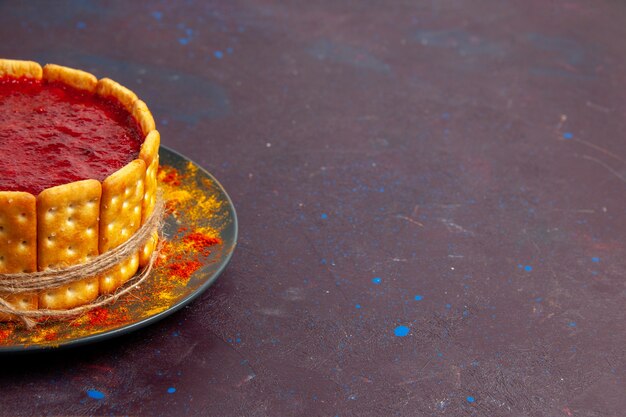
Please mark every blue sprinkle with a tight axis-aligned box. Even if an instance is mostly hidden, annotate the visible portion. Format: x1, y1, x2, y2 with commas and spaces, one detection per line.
76, 21, 86, 30
87, 389, 105, 400
355, 304, 361, 309
524, 265, 533, 272
568, 321, 577, 327
466, 396, 475, 403
445, 303, 451, 309
372, 277, 382, 284
535, 297, 543, 302
563, 132, 573, 139
321, 258, 327, 264
437, 352, 443, 357
379, 187, 385, 192
172, 331, 180, 337
414, 295, 423, 301
236, 338, 241, 343
178, 38, 190, 45
321, 213, 328, 219
214, 50, 224, 59
167, 387, 176, 394
151, 11, 163, 20
592, 257, 600, 263
394, 325, 409, 337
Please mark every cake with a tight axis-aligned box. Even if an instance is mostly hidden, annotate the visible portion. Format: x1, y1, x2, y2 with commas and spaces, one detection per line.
0, 58, 160, 320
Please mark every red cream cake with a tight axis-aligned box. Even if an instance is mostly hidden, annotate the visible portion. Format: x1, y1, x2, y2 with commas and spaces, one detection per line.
0, 77, 143, 194
0, 59, 161, 320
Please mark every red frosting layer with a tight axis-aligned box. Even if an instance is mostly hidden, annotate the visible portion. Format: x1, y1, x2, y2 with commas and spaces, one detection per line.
0, 76, 143, 195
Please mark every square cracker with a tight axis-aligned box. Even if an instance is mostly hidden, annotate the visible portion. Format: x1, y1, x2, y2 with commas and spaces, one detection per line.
0, 191, 37, 273
139, 130, 160, 224
99, 159, 146, 252
99, 159, 146, 291
37, 180, 101, 270
37, 180, 101, 310
132, 100, 156, 136
39, 277, 99, 310
0, 192, 38, 321
0, 293, 38, 322
95, 78, 138, 113
138, 158, 159, 268
42, 64, 98, 93
100, 253, 139, 294
138, 131, 160, 267
139, 129, 160, 166
0, 59, 42, 79
138, 230, 158, 268
142, 156, 159, 223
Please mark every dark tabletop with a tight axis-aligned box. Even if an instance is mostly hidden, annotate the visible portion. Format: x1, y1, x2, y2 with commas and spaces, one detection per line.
1, 1, 625, 416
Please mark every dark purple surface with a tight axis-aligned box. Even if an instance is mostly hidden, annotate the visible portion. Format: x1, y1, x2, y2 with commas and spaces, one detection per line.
1, 1, 625, 416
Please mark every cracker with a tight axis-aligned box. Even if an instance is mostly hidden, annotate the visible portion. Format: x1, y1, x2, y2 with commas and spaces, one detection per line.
39, 277, 99, 310
100, 253, 139, 294
42, 64, 97, 92
137, 130, 160, 267
0, 192, 38, 321
0, 59, 42, 79
139, 130, 160, 224
99, 159, 146, 252
99, 160, 145, 291
95, 78, 138, 113
139, 129, 160, 165
141, 156, 159, 223
137, 159, 159, 268
132, 100, 156, 136
139, 230, 159, 268
0, 192, 37, 273
37, 180, 101, 270
36, 180, 101, 310
0, 293, 38, 322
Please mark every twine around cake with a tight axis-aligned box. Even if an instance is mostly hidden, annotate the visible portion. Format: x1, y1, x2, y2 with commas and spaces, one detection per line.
0, 195, 165, 329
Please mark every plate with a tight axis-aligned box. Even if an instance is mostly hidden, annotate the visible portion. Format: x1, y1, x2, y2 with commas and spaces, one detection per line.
0, 146, 238, 352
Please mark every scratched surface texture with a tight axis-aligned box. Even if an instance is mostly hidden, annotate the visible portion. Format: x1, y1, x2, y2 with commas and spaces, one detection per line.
0, 0, 625, 416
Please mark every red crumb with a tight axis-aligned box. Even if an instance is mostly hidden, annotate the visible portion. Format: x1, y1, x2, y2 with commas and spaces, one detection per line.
160, 169, 181, 186
182, 232, 222, 256
44, 331, 58, 341
168, 260, 203, 282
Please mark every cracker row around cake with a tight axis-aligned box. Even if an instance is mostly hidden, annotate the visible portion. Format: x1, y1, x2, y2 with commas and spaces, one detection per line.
0, 59, 161, 319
